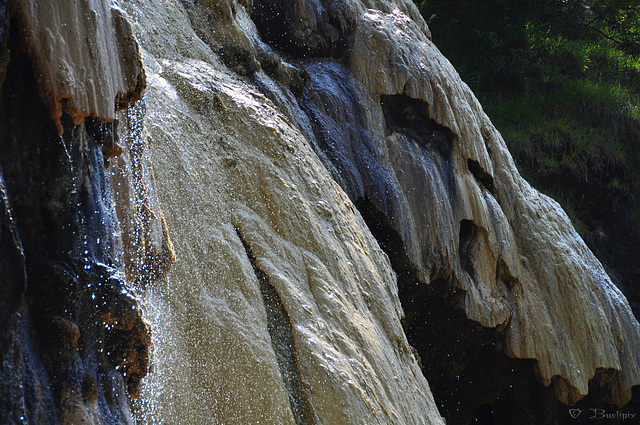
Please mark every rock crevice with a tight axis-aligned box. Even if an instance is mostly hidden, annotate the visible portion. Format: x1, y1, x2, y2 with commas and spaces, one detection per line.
2, 0, 640, 423
237, 228, 315, 425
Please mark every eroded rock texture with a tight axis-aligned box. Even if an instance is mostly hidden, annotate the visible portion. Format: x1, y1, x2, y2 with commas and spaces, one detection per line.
119, 0, 640, 424
2, 0, 640, 424
11, 0, 145, 134
0, 2, 172, 424
299, 5, 640, 421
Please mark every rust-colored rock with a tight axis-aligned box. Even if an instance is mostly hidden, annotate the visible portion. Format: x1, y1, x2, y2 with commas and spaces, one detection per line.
11, 0, 146, 134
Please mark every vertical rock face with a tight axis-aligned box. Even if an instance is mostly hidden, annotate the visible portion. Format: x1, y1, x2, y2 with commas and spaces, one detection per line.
0, 1, 172, 424
120, 1, 443, 422
302, 4, 640, 407
11, 0, 145, 134
1, 1, 639, 425
120, 0, 639, 424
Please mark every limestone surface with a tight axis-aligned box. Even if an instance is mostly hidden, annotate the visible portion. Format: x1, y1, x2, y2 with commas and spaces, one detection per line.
122, 0, 640, 416
342, 7, 640, 405
12, 0, 145, 134
122, 0, 444, 422
120, 0, 640, 419
2, 0, 639, 423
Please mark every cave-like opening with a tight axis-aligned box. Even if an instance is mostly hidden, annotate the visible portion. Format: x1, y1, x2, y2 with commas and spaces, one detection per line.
354, 196, 570, 424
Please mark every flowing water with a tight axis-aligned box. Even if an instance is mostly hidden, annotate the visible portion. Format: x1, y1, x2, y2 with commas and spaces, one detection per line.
115, 0, 640, 423
119, 1, 444, 423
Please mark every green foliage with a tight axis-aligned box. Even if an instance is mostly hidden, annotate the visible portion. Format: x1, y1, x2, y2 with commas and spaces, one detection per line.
417, 0, 640, 235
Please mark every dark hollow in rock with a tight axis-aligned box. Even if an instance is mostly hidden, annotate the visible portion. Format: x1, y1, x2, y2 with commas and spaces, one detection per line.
380, 94, 454, 157
467, 158, 495, 194
353, 196, 634, 424
251, 0, 352, 58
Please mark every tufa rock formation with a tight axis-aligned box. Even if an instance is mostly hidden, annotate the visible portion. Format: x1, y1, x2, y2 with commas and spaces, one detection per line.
0, 0, 173, 423
1, 0, 638, 424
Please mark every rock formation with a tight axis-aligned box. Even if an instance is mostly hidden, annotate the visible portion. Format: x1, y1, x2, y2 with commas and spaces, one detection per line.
1, 0, 639, 424
0, 1, 172, 423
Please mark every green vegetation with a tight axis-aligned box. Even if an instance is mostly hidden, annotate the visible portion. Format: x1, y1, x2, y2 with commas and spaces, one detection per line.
418, 0, 640, 239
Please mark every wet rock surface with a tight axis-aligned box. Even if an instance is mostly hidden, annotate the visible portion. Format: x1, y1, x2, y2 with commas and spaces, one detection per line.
2, 0, 640, 424
11, 0, 145, 133
0, 41, 140, 424
301, 3, 640, 410
0, 4, 170, 424
125, 0, 638, 422
267, 0, 640, 421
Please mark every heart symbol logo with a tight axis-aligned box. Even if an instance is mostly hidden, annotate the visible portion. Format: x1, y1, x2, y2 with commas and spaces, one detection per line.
569, 408, 583, 419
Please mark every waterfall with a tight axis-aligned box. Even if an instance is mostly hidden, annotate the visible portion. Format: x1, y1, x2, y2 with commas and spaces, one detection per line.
1, 0, 639, 423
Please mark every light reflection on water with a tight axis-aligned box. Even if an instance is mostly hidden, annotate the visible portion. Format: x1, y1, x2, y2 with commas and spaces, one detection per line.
132, 279, 177, 424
